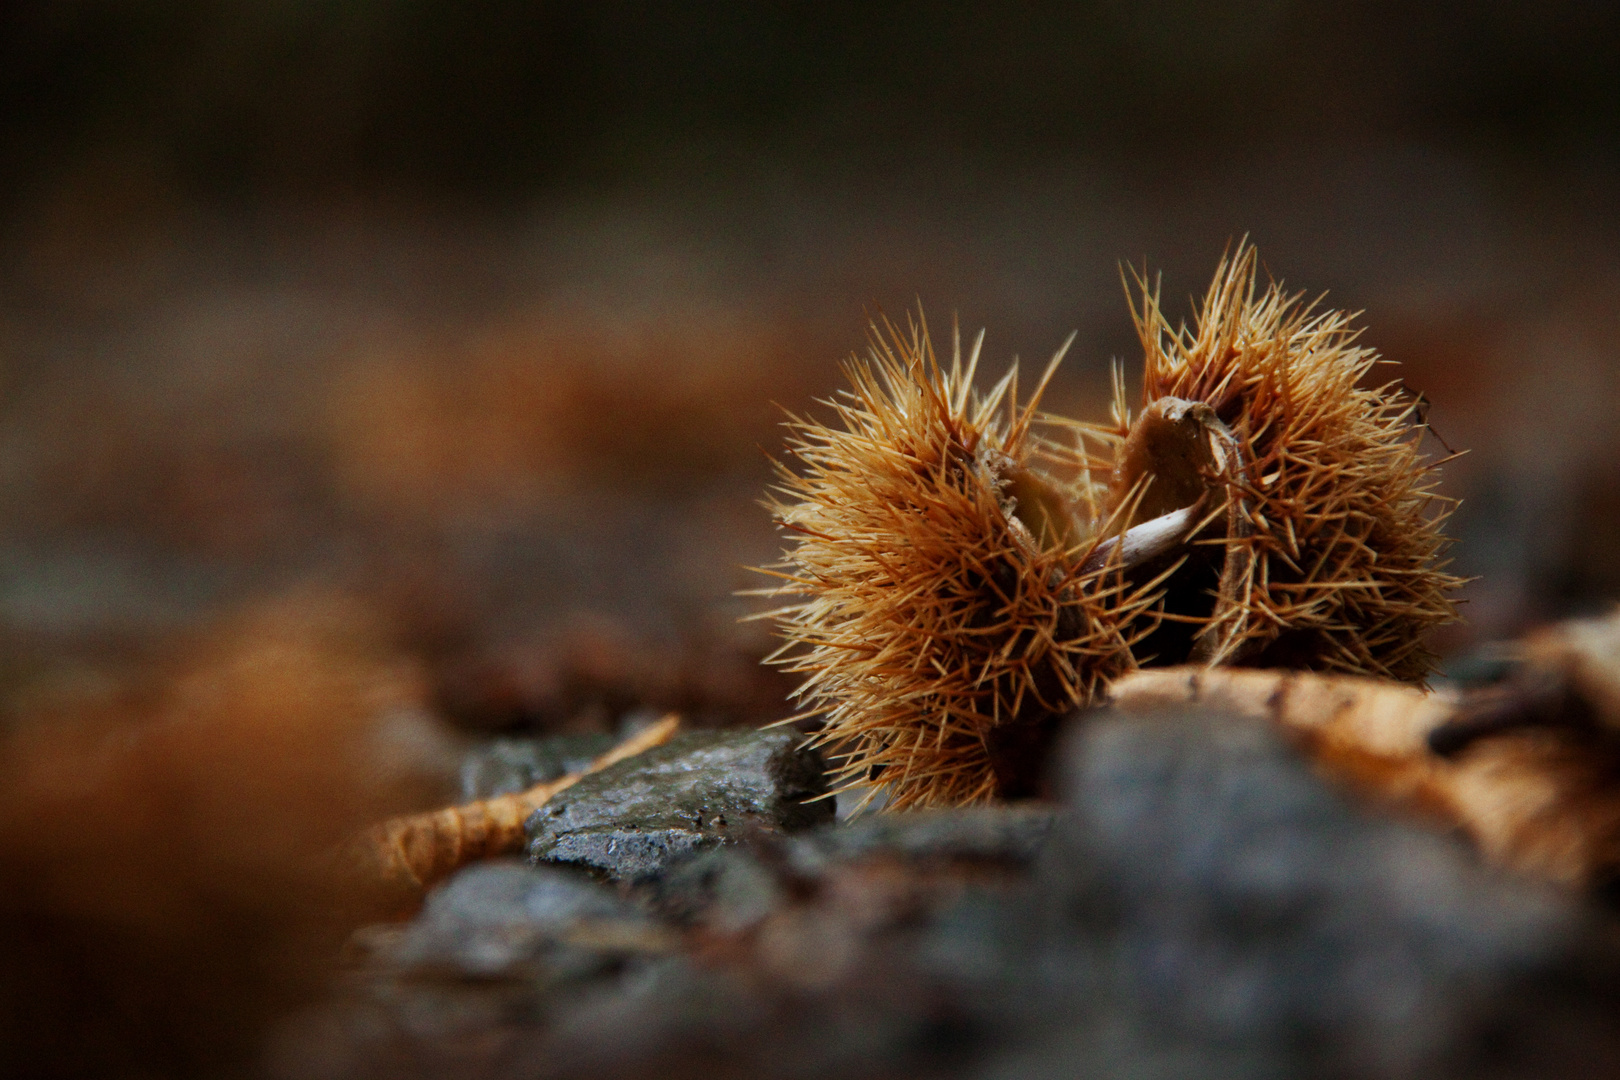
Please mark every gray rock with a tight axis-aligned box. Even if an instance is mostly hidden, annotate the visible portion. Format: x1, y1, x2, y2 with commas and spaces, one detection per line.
652, 843, 786, 934
292, 862, 682, 1076
524, 727, 833, 882
460, 734, 618, 800
355, 860, 672, 982
653, 804, 1059, 931
932, 707, 1612, 1078
793, 803, 1058, 871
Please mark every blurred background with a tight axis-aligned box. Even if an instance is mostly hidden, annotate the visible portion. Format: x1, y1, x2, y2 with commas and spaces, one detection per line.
0, 2, 1617, 1076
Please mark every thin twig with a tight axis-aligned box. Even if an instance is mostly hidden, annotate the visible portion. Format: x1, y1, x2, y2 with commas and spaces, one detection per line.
358, 714, 681, 893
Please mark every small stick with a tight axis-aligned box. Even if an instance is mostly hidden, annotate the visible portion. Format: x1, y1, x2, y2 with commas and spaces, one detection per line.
361, 714, 681, 893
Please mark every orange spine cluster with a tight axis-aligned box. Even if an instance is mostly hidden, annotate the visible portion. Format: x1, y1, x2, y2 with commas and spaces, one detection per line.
760, 245, 1463, 810
757, 319, 1158, 809
1106, 244, 1462, 678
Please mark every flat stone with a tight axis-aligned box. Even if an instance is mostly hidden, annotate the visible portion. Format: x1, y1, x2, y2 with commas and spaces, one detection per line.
524, 727, 832, 882
361, 860, 669, 982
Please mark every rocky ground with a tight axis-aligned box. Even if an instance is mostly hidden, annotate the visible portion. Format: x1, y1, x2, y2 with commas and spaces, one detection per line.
267, 686, 1620, 1080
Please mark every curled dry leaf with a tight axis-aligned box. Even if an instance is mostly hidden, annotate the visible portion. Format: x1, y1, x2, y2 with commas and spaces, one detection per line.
1111, 616, 1620, 891
358, 714, 681, 896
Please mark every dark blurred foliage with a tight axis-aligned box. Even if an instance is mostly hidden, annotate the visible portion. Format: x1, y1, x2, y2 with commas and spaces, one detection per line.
1, 1, 1617, 205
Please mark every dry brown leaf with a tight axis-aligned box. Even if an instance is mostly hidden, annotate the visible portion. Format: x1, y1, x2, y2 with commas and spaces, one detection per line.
359, 713, 681, 894
1110, 646, 1620, 890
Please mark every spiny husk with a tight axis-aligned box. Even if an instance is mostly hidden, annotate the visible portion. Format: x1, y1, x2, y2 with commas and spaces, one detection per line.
1099, 242, 1463, 680
756, 316, 1160, 810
